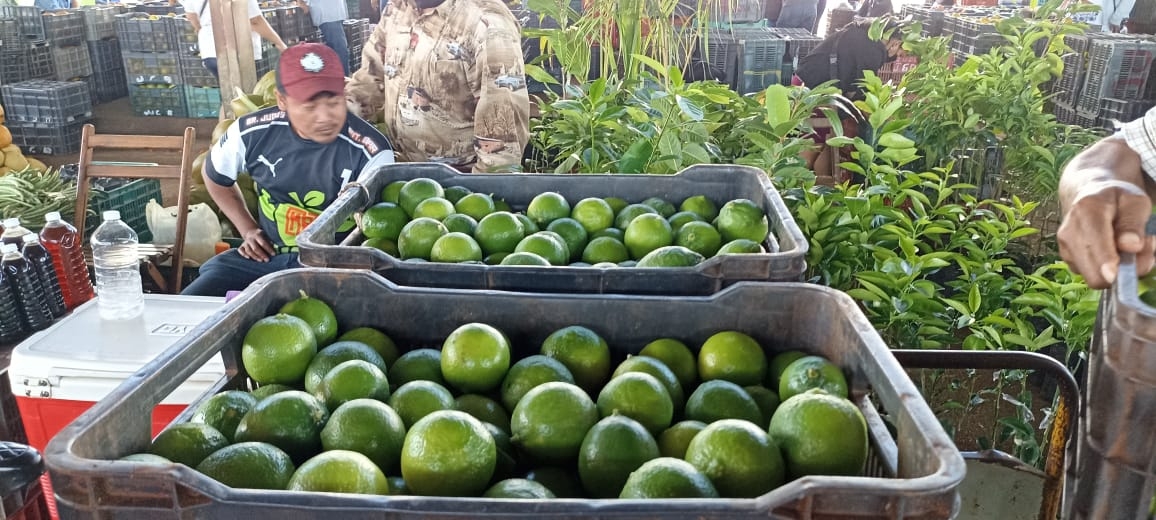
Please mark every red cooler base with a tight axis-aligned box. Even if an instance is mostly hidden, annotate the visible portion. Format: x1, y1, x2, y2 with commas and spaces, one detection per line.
15, 396, 192, 520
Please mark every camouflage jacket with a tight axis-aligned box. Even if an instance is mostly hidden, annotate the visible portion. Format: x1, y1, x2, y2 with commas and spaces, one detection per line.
346, 0, 530, 172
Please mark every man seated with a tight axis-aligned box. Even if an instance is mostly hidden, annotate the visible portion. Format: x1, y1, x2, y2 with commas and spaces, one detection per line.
182, 43, 395, 297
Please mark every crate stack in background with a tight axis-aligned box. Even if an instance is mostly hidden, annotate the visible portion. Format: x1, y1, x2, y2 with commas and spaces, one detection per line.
702, 26, 785, 95
343, 18, 369, 71
82, 5, 129, 103
1, 80, 93, 155
901, 5, 945, 37
115, 12, 186, 117
769, 27, 821, 85
0, 6, 55, 87
1050, 33, 1156, 130
42, 10, 91, 88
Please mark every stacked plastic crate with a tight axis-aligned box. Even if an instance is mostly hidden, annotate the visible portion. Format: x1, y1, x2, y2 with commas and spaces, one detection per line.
82, 5, 128, 103
116, 12, 186, 117
342, 18, 369, 71
1075, 35, 1156, 129
1050, 32, 1092, 123
169, 15, 219, 119
43, 10, 91, 88
1, 79, 93, 155
769, 27, 821, 86
0, 6, 55, 87
703, 26, 785, 95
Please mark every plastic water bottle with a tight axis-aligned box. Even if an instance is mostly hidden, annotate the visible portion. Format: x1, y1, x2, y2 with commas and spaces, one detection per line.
40, 211, 95, 310
0, 243, 53, 332
21, 234, 67, 318
91, 210, 144, 321
0, 218, 31, 248
0, 255, 28, 343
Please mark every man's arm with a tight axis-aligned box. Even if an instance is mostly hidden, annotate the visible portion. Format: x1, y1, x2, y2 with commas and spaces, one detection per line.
248, 0, 287, 51
470, 12, 530, 173
204, 123, 276, 261
346, 22, 388, 121
1057, 134, 1154, 288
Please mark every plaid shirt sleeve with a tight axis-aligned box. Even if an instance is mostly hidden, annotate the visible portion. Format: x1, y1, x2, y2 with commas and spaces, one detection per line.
1122, 107, 1156, 179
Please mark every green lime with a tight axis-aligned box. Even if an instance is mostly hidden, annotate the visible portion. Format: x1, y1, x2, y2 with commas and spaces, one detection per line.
684, 419, 785, 498
514, 213, 539, 234
412, 197, 456, 221
698, 330, 768, 386
455, 394, 511, 434
624, 213, 674, 260
684, 380, 763, 425
510, 381, 599, 464
455, 192, 497, 220
388, 348, 445, 388
680, 195, 719, 221
398, 217, 449, 260
716, 239, 765, 255
191, 390, 258, 443
639, 338, 697, 390
619, 457, 719, 499
242, 314, 318, 386
442, 213, 478, 235
500, 355, 575, 412
288, 450, 390, 494
441, 322, 511, 393
611, 355, 685, 416
597, 372, 673, 435
778, 355, 849, 401
337, 327, 400, 367
401, 410, 497, 496
675, 221, 723, 257
591, 227, 625, 241
303, 340, 387, 394
484, 478, 556, 498
388, 380, 455, 429
541, 325, 612, 394
578, 414, 660, 498
767, 351, 808, 391
667, 210, 705, 233
475, 212, 526, 255
636, 246, 705, 267
361, 202, 409, 241
768, 389, 868, 478
277, 290, 338, 347
321, 398, 407, 474
581, 237, 630, 264
514, 233, 568, 266
571, 197, 615, 234
715, 199, 769, 244
233, 390, 330, 464
527, 192, 571, 228
546, 218, 589, 262
315, 359, 391, 410
398, 178, 445, 217
381, 180, 407, 204
196, 441, 296, 490
640, 197, 677, 218
500, 251, 551, 266
745, 385, 782, 426
604, 197, 629, 215
149, 422, 229, 468
442, 185, 473, 204
430, 232, 484, 263
658, 420, 707, 459
362, 237, 399, 256
614, 203, 658, 230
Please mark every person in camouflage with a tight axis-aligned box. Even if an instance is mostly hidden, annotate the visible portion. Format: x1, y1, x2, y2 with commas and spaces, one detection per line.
345, 0, 530, 173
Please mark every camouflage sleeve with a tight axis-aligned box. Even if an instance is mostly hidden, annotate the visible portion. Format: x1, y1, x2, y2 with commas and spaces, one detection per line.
471, 10, 531, 173
345, 21, 387, 123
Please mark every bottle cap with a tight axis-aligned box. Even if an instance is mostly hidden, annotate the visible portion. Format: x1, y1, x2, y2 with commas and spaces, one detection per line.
44, 212, 61, 223
0, 244, 17, 254
2, 218, 18, 228
102, 210, 121, 222
21, 234, 38, 244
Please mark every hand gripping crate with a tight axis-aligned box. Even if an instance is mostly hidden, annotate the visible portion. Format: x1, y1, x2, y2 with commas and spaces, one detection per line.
41, 9, 83, 47
127, 83, 186, 117
44, 268, 966, 520
86, 38, 122, 73
182, 85, 220, 118
0, 5, 45, 42
50, 44, 94, 81
7, 118, 89, 155
167, 15, 198, 57
114, 12, 174, 53
91, 66, 128, 103
80, 4, 125, 41
0, 79, 92, 124
296, 163, 808, 296
178, 53, 217, 87
121, 50, 182, 85
1064, 256, 1156, 520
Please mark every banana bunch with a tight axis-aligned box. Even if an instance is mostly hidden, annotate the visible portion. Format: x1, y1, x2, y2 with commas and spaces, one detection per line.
0, 167, 80, 227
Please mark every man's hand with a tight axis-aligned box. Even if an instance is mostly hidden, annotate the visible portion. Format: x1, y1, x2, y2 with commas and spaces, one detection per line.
238, 228, 276, 262
1058, 180, 1154, 288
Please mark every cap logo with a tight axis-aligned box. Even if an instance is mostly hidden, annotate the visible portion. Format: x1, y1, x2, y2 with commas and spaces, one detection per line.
300, 52, 325, 73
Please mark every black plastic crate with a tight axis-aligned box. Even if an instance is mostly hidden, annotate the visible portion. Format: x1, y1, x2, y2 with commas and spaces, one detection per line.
167, 16, 198, 56
51, 44, 93, 80
256, 41, 279, 76
342, 18, 367, 48
277, 5, 302, 43
704, 27, 785, 95
1053, 101, 1077, 125
1, 5, 45, 42
86, 38, 122, 73
127, 83, 186, 117
42, 10, 83, 47
91, 66, 127, 103
114, 12, 174, 53
80, 5, 125, 41
131, 1, 181, 16
0, 79, 91, 124
27, 41, 55, 79
260, 7, 283, 40
121, 50, 181, 85
0, 18, 21, 50
7, 118, 89, 155
177, 53, 216, 87
182, 85, 219, 118
0, 51, 28, 85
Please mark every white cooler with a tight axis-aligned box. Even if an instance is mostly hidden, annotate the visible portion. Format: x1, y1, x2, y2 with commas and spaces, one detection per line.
9, 294, 228, 454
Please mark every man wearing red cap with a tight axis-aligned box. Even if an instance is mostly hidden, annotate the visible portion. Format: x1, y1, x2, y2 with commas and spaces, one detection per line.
183, 43, 394, 296
345, 0, 529, 173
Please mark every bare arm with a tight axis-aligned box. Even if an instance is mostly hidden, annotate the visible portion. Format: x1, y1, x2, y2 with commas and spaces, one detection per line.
250, 15, 287, 52
186, 12, 201, 33
1057, 135, 1155, 288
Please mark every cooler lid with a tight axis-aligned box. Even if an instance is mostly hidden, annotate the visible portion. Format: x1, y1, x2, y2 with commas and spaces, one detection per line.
9, 295, 228, 379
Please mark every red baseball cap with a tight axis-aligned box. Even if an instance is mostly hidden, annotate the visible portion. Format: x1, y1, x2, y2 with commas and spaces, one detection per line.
276, 43, 345, 101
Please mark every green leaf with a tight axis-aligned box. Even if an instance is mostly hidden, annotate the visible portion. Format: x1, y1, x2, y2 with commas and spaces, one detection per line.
847, 288, 882, 302
968, 283, 981, 313
632, 54, 669, 78
1011, 293, 1056, 307
764, 84, 791, 129
617, 139, 653, 174
676, 95, 705, 121
524, 64, 561, 85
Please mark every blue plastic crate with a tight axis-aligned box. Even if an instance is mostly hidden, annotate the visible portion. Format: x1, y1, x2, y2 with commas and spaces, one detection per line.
182, 85, 219, 118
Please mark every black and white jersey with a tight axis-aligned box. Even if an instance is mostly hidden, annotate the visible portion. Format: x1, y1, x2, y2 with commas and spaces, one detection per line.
206, 107, 394, 249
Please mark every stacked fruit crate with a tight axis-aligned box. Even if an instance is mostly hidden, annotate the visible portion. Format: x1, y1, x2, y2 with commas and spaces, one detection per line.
82, 5, 128, 103
1, 79, 92, 155
1074, 35, 1156, 128
115, 12, 186, 117
769, 27, 821, 86
44, 10, 92, 87
343, 18, 369, 71
702, 26, 786, 95
0, 6, 55, 86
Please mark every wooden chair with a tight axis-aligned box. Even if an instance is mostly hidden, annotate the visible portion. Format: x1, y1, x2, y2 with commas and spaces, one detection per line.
73, 123, 197, 294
